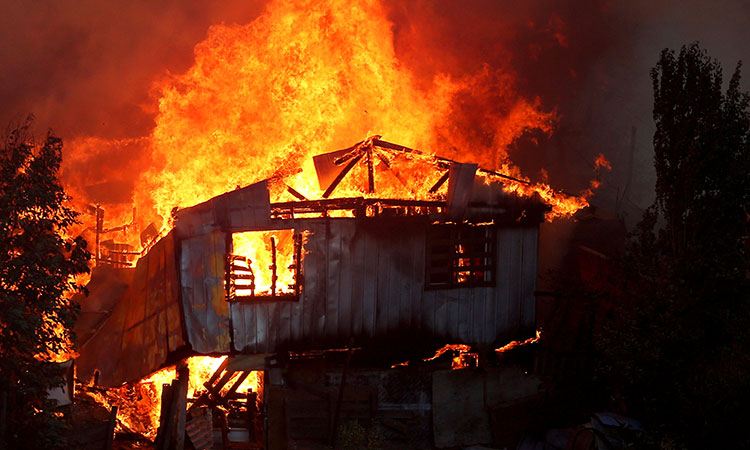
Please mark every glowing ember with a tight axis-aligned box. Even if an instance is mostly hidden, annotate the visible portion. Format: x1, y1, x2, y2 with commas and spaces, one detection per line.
495, 329, 542, 354
426, 344, 477, 369
595, 153, 612, 170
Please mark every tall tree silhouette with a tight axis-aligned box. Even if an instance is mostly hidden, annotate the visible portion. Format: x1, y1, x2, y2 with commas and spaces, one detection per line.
598, 43, 750, 449
0, 120, 90, 449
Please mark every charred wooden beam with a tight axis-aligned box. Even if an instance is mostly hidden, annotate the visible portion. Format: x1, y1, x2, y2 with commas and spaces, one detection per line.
95, 205, 103, 263
374, 138, 531, 185
225, 371, 250, 399
231, 293, 299, 303
372, 139, 423, 155
293, 233, 302, 297
429, 171, 450, 194
330, 343, 355, 447
286, 185, 308, 201
273, 197, 444, 210
104, 405, 117, 450
477, 167, 531, 185
270, 237, 277, 297
322, 152, 363, 198
366, 149, 374, 194
174, 365, 189, 450
155, 383, 175, 448
332, 140, 366, 165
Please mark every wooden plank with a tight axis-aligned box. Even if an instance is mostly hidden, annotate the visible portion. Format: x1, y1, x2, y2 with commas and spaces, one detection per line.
290, 233, 304, 342
311, 222, 328, 344
399, 236, 415, 330
104, 406, 117, 450
164, 232, 183, 352
174, 366, 189, 450
375, 235, 389, 337
229, 303, 243, 352
279, 302, 292, 349
362, 230, 378, 337
458, 288, 473, 343
338, 223, 354, 340
256, 303, 269, 354
155, 383, 174, 448
496, 229, 512, 338
520, 227, 539, 331
507, 229, 523, 336
480, 287, 494, 344
350, 226, 365, 337
385, 241, 400, 334
325, 222, 341, 340
409, 232, 425, 331
270, 303, 283, 351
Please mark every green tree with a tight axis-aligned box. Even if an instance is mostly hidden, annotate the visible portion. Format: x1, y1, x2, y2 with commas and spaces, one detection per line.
597, 43, 750, 449
0, 121, 90, 449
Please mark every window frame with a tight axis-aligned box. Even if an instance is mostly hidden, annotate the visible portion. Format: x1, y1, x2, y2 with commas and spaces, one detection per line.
225, 230, 303, 302
425, 223, 497, 290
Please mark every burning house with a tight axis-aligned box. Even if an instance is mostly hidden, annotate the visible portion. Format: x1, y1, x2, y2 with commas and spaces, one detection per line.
74, 137, 550, 448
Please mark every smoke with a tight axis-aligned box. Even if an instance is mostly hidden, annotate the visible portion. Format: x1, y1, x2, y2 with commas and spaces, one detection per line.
0, 0, 265, 138
1, 0, 748, 228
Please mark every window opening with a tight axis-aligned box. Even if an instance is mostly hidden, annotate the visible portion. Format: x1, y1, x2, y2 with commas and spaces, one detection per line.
227, 230, 303, 301
426, 224, 496, 289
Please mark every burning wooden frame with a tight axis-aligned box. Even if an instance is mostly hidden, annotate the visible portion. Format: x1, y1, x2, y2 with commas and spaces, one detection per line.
72, 139, 550, 448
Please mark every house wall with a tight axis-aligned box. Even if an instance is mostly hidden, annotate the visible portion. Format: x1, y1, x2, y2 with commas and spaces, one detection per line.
215, 218, 538, 354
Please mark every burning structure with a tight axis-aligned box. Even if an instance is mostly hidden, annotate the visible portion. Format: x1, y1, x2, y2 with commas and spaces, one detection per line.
74, 137, 550, 448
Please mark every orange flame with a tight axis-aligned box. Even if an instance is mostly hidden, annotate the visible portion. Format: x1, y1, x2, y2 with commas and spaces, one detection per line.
595, 153, 612, 171
92, 356, 262, 441
495, 329, 541, 354
130, 0, 587, 231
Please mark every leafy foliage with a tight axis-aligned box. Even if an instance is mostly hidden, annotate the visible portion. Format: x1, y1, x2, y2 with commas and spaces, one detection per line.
597, 43, 750, 449
0, 120, 90, 449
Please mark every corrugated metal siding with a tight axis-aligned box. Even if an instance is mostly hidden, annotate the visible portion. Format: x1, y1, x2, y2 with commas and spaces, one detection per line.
77, 231, 184, 386
174, 180, 270, 238
229, 219, 538, 353
180, 230, 231, 353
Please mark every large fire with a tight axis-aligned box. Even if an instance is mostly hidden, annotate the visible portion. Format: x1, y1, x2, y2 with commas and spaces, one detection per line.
87, 356, 262, 440
58, 0, 606, 439
89, 0, 596, 238
53, 0, 611, 261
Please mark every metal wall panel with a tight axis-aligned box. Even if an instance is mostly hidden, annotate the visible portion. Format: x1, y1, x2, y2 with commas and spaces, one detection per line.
180, 230, 231, 353
520, 227, 539, 331
228, 219, 539, 353
77, 231, 185, 386
175, 180, 270, 239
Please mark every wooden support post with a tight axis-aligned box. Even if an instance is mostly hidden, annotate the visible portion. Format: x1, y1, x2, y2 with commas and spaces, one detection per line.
174, 364, 189, 450
330, 343, 355, 447
104, 405, 117, 450
270, 237, 277, 297
155, 383, 175, 448
159, 382, 176, 450
293, 233, 302, 297
95, 205, 103, 264
366, 149, 375, 194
